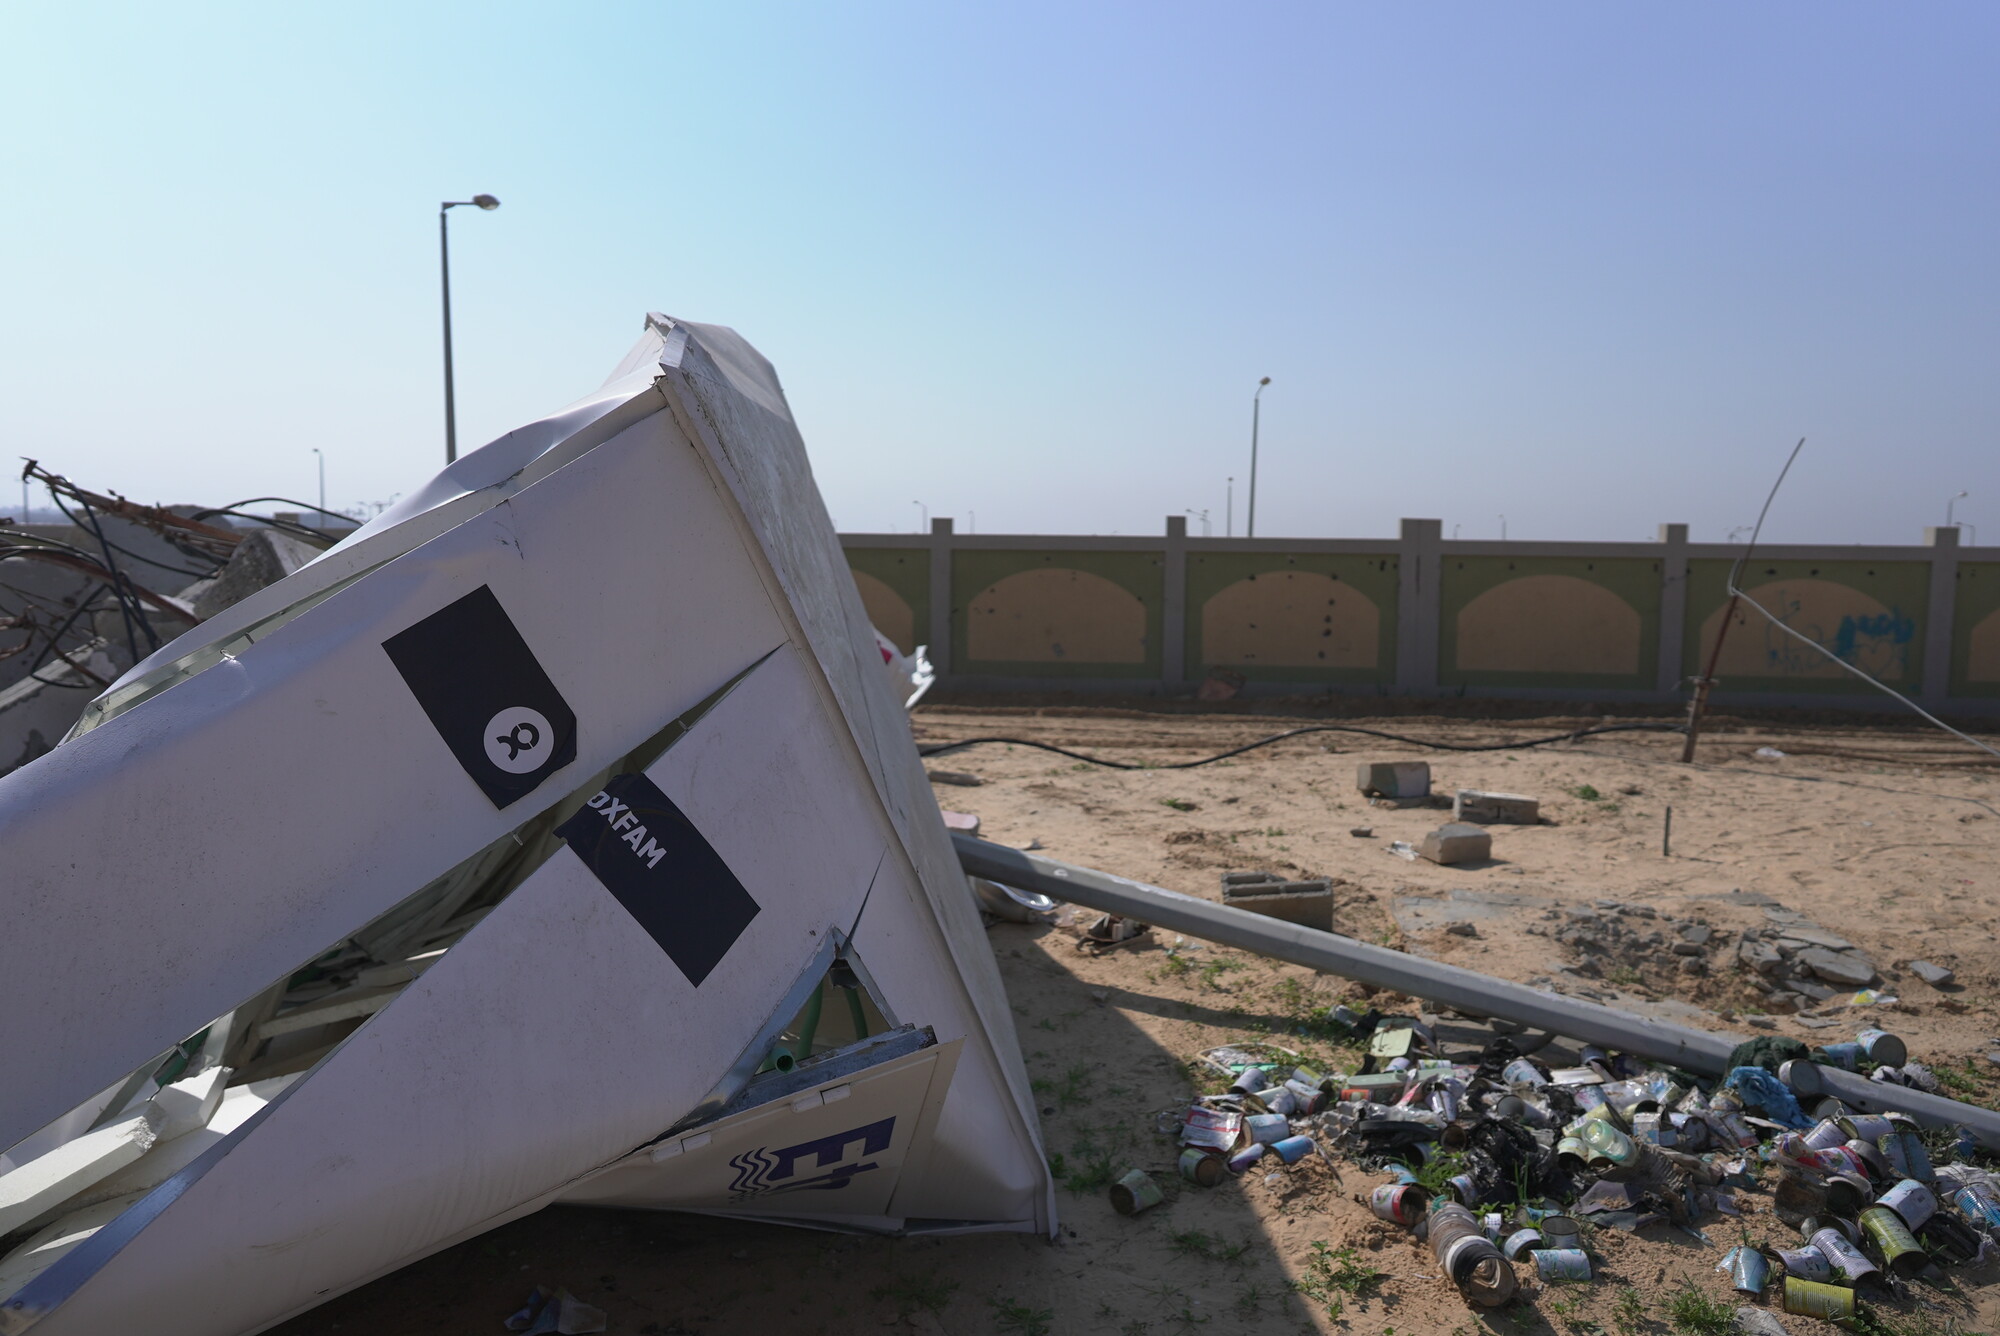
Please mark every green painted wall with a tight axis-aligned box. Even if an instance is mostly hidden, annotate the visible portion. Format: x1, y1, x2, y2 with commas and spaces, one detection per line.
844, 548, 928, 653
952, 549, 1164, 678
1439, 556, 1661, 690
1184, 552, 1398, 683
1950, 561, 2000, 698
1682, 558, 1930, 693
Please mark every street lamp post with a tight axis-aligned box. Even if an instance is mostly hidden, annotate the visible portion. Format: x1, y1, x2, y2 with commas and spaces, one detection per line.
312, 448, 325, 516
1246, 378, 1271, 538
914, 501, 928, 532
440, 194, 501, 464
1948, 490, 1969, 530
1226, 477, 1234, 537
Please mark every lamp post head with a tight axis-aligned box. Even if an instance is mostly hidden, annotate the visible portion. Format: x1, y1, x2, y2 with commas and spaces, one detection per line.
1259, 377, 1271, 386
472, 195, 500, 210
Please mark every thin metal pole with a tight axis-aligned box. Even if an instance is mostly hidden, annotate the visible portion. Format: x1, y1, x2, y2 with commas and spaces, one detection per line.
314, 449, 325, 515
1225, 477, 1233, 537
1662, 805, 1672, 857
440, 209, 457, 465
1247, 395, 1261, 537
953, 834, 2000, 1142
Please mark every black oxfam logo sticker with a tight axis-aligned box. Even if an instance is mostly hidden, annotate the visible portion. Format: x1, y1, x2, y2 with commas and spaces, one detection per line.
556, 771, 762, 987
384, 586, 578, 808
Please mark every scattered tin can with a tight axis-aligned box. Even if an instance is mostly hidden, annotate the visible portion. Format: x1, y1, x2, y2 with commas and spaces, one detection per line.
1727, 1245, 1770, 1295
1802, 1117, 1848, 1151
1539, 1215, 1582, 1251
1181, 1107, 1242, 1152
1779, 1058, 1823, 1096
1551, 1066, 1605, 1086
1501, 1057, 1544, 1087
1839, 1113, 1895, 1142
1244, 1113, 1290, 1146
1857, 1028, 1908, 1068
1270, 1135, 1315, 1165
1533, 1249, 1592, 1281
1819, 1042, 1863, 1072
1229, 1066, 1268, 1096
1178, 1148, 1226, 1187
1630, 1112, 1666, 1145
1843, 1138, 1891, 1180
1810, 1096, 1850, 1121
1226, 1143, 1267, 1175
1555, 1136, 1591, 1171
1370, 1183, 1427, 1226
1254, 1086, 1300, 1117
1481, 1212, 1505, 1240
1668, 1111, 1709, 1150
1954, 1183, 2000, 1229
1284, 1079, 1326, 1114
1809, 1144, 1871, 1179
1860, 1205, 1927, 1278
1877, 1178, 1938, 1230
1776, 1246, 1832, 1282
1809, 1227, 1880, 1285
1823, 1172, 1873, 1216
1500, 1228, 1542, 1260
1109, 1169, 1164, 1216
1782, 1277, 1856, 1323
1444, 1172, 1481, 1205
1880, 1128, 1935, 1184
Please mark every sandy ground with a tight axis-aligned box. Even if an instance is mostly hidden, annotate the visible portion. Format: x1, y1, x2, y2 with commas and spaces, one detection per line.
273, 704, 2000, 1336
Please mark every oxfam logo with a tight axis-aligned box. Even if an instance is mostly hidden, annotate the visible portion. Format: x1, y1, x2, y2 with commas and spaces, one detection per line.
484, 706, 555, 774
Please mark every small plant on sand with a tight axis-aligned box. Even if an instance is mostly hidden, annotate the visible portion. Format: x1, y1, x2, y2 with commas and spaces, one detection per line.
870, 1272, 958, 1319
1290, 1241, 1384, 1320
991, 1295, 1053, 1335
1665, 1281, 1733, 1335
1612, 1287, 1646, 1335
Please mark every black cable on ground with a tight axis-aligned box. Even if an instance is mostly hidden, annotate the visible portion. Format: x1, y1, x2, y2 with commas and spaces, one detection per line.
917, 721, 1688, 770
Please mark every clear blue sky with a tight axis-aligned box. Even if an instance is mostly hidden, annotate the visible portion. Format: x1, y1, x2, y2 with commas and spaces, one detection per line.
4, 3, 1995, 543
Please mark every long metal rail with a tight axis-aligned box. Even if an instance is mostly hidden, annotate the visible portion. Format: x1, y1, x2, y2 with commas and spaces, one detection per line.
953, 835, 2000, 1145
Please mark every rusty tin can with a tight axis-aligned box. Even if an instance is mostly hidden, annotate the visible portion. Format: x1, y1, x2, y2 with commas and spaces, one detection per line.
1369, 1183, 1427, 1226
1109, 1169, 1164, 1216
1782, 1277, 1856, 1323
1809, 1227, 1880, 1285
1178, 1148, 1226, 1187
1533, 1249, 1592, 1281
1877, 1178, 1937, 1230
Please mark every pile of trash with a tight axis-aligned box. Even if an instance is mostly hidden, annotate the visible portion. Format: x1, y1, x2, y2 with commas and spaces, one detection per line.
1131, 1006, 2000, 1325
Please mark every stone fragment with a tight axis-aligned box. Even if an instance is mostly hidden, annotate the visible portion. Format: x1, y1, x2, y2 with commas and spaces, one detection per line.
1679, 956, 1707, 975
1738, 939, 1784, 976
1671, 941, 1703, 957
1418, 823, 1491, 866
1446, 921, 1479, 938
1789, 979, 1837, 1002
1910, 960, 1955, 987
1357, 761, 1430, 799
1680, 923, 1714, 947
1798, 947, 1877, 987
1349, 826, 1374, 838
1453, 790, 1540, 825
926, 770, 983, 787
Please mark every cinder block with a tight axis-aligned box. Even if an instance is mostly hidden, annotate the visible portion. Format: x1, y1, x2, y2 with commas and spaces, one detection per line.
1418, 823, 1491, 866
1356, 761, 1430, 799
1220, 872, 1335, 932
1453, 790, 1539, 825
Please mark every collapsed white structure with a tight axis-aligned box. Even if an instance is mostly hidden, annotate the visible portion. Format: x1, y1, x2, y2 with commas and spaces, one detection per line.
0, 317, 1054, 1335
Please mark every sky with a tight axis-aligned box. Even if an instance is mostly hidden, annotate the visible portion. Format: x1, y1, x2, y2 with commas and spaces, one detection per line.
3, 3, 1996, 544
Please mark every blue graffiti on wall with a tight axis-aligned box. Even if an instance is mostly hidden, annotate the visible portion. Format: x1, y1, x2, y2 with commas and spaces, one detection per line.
1744, 588, 1915, 678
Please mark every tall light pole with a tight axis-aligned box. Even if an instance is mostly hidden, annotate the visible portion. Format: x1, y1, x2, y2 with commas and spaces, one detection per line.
1226, 477, 1234, 537
1246, 377, 1271, 537
1948, 490, 1969, 530
1499, 514, 1508, 541
311, 448, 325, 516
440, 194, 501, 464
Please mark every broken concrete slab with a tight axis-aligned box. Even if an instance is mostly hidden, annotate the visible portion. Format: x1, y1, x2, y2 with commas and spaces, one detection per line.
1798, 948, 1876, 987
1737, 939, 1784, 977
1910, 960, 1956, 987
1357, 761, 1429, 799
1418, 822, 1491, 866
190, 527, 323, 620
1774, 925, 1858, 952
1452, 790, 1539, 825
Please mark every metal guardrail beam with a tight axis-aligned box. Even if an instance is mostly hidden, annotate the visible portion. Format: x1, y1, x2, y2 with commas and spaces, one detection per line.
953, 835, 2000, 1145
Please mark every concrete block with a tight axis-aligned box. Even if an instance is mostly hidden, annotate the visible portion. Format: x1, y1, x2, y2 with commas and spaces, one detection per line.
1220, 873, 1334, 932
1910, 960, 1955, 987
1452, 790, 1539, 825
1799, 947, 1876, 988
1418, 823, 1491, 866
146, 1063, 231, 1141
1357, 761, 1430, 799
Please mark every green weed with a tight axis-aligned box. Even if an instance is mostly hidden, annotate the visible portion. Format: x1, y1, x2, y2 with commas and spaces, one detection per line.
1161, 797, 1198, 812
1290, 1241, 1384, 1319
1665, 1281, 1733, 1335
870, 1272, 959, 1318
991, 1296, 1054, 1335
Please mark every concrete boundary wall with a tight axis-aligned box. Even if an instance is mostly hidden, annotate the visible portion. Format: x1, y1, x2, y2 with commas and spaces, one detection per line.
841, 519, 2000, 716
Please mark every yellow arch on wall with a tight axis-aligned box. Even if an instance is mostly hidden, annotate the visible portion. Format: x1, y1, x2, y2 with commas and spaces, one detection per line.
1456, 575, 1641, 675
1963, 609, 2000, 682
1695, 579, 1912, 681
965, 568, 1147, 663
1199, 571, 1379, 668
851, 571, 915, 654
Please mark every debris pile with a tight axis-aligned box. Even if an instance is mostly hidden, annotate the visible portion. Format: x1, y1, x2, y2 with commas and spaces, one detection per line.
1144, 1006, 2000, 1326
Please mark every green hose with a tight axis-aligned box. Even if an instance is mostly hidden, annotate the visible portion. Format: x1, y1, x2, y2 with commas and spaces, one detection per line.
844, 985, 868, 1040
791, 982, 824, 1064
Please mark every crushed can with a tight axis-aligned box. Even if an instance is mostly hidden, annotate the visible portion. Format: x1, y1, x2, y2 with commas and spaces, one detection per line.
1879, 1128, 1934, 1184
1954, 1183, 2000, 1230
1226, 1143, 1267, 1175
1255, 1086, 1300, 1117
1823, 1172, 1872, 1217
1776, 1245, 1831, 1282
1444, 1172, 1481, 1206
1859, 1205, 1927, 1279
1370, 1184, 1427, 1226
1842, 1138, 1890, 1180
1877, 1178, 1937, 1231
1178, 1148, 1226, 1187
1809, 1226, 1880, 1285
1533, 1249, 1592, 1281
1555, 1136, 1591, 1172
1109, 1169, 1164, 1216
1181, 1107, 1242, 1152
1782, 1277, 1856, 1323
1726, 1245, 1770, 1295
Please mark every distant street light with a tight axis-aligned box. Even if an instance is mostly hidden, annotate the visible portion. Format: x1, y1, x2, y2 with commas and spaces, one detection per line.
1499, 514, 1507, 541
1185, 508, 1211, 537
1948, 490, 1969, 530
1246, 378, 1271, 537
311, 448, 325, 516
1226, 477, 1234, 537
914, 500, 928, 531
439, 194, 501, 464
